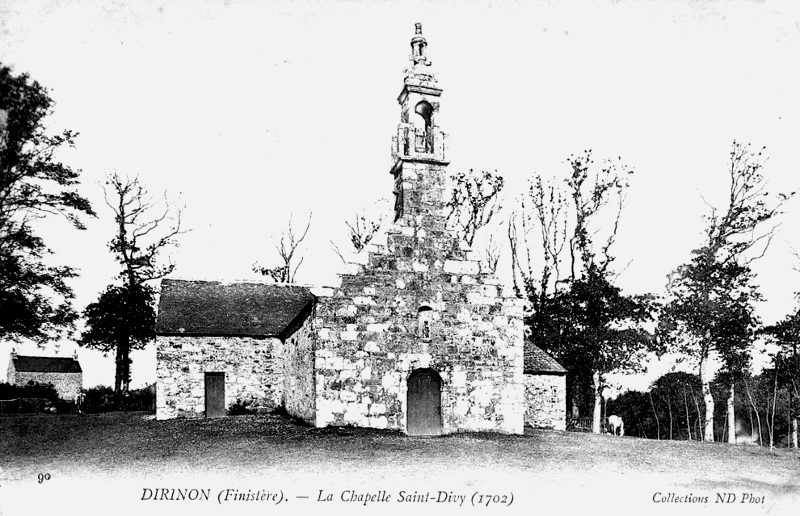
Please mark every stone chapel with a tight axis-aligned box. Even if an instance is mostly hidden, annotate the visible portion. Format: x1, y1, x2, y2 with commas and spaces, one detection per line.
155, 24, 566, 435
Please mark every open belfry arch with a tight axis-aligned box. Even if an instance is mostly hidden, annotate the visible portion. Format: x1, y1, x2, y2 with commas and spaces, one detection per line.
155, 24, 566, 434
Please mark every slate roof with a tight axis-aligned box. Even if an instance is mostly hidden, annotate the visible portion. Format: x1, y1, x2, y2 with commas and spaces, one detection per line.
523, 340, 567, 375
13, 356, 82, 373
155, 279, 315, 338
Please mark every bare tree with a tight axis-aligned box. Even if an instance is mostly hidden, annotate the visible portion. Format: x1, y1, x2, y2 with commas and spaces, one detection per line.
81, 172, 185, 395
564, 151, 631, 280
346, 213, 382, 252
104, 172, 185, 285
253, 214, 311, 283
330, 199, 390, 263
508, 175, 570, 298
446, 169, 504, 247
482, 233, 503, 274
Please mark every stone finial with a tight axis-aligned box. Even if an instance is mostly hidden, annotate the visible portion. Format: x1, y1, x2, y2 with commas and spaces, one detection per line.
10, 347, 17, 359
73, 349, 79, 361
410, 23, 430, 66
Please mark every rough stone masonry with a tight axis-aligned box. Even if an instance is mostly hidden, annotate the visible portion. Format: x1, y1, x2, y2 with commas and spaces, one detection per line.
155, 24, 566, 435
303, 23, 527, 434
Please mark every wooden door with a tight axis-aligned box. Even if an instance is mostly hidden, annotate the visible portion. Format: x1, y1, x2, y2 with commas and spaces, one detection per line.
407, 369, 442, 436
204, 372, 225, 418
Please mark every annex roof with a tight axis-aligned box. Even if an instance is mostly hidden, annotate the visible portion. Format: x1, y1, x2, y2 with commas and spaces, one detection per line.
155, 279, 314, 339
12, 356, 82, 373
524, 340, 567, 375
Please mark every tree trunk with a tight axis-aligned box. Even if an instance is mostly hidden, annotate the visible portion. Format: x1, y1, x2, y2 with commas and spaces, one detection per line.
770, 370, 778, 450
743, 377, 763, 446
690, 384, 703, 440
592, 371, 602, 434
727, 382, 736, 444
114, 345, 123, 395
649, 390, 661, 440
721, 408, 728, 442
122, 334, 131, 394
792, 348, 799, 449
666, 397, 673, 440
570, 389, 580, 420
683, 389, 692, 440
699, 355, 715, 442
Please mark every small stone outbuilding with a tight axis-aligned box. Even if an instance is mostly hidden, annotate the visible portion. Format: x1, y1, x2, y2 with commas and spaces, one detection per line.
154, 280, 314, 419
523, 341, 567, 430
7, 351, 83, 401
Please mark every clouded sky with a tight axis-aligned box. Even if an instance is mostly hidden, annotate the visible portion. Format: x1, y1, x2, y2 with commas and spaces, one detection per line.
2, 0, 799, 392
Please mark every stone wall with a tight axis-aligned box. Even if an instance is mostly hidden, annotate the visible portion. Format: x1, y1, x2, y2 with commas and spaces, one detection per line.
156, 336, 284, 420
283, 311, 316, 423
312, 160, 525, 435
523, 374, 566, 431
12, 371, 82, 401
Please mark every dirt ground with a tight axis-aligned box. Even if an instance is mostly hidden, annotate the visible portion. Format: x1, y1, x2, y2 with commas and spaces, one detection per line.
2, 412, 799, 516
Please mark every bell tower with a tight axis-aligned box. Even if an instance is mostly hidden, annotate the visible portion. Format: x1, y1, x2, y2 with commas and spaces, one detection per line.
390, 23, 449, 224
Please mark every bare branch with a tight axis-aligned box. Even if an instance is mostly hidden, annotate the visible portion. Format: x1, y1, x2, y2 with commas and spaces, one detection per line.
254, 213, 312, 283
482, 232, 503, 274
447, 169, 505, 247
330, 240, 347, 264
102, 172, 187, 286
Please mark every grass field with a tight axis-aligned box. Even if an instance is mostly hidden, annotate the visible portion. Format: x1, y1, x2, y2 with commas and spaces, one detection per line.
2, 412, 799, 516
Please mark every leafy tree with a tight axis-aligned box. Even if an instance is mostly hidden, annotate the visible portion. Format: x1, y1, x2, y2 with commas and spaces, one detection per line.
81, 172, 183, 395
534, 269, 655, 432
80, 283, 156, 394
659, 141, 792, 442
736, 369, 790, 448
512, 151, 655, 431
0, 64, 95, 344
762, 305, 800, 448
607, 390, 659, 439
650, 372, 703, 440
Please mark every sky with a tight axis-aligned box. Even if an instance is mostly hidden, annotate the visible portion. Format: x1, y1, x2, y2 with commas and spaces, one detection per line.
2, 0, 799, 393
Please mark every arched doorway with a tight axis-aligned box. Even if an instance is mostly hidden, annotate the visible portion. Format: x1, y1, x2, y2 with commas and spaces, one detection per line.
407, 368, 442, 436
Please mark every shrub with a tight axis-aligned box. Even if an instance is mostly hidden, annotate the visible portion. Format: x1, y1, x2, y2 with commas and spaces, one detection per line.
228, 397, 258, 415
0, 381, 64, 414
0, 380, 60, 401
124, 384, 156, 412
81, 385, 116, 413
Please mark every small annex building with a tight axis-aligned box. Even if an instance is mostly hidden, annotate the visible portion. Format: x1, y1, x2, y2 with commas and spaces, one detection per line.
155, 280, 315, 418
523, 341, 567, 430
7, 351, 83, 401
154, 24, 566, 435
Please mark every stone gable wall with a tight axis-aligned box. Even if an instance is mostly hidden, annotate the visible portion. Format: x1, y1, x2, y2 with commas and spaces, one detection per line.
12, 371, 82, 401
283, 312, 316, 423
523, 374, 566, 431
156, 336, 283, 419
313, 161, 525, 434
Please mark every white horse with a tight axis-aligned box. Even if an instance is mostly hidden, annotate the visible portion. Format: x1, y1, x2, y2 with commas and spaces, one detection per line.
608, 415, 624, 436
